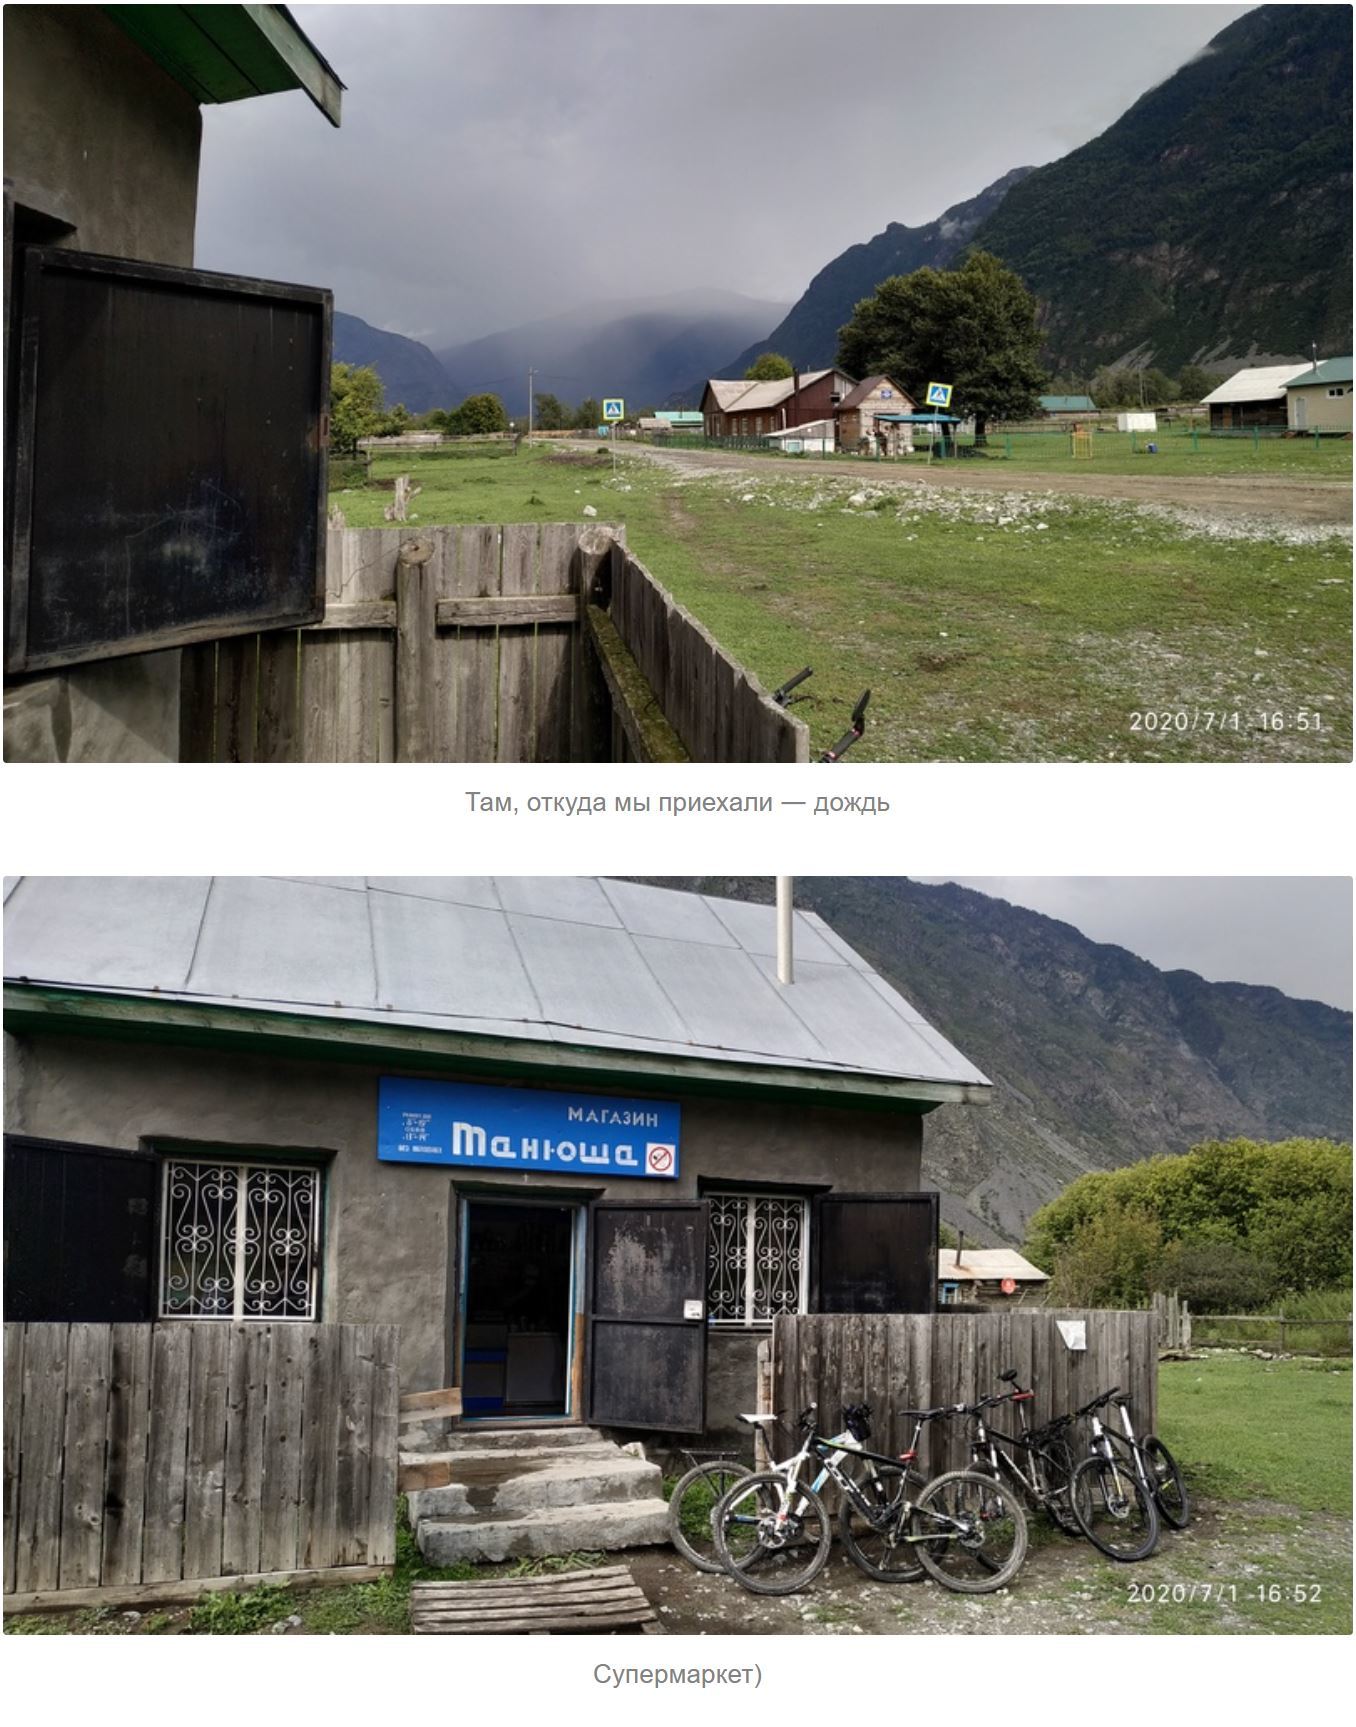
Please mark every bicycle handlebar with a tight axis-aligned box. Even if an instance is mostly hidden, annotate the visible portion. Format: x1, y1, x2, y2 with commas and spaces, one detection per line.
820, 689, 870, 762
772, 666, 813, 706
1074, 1386, 1121, 1418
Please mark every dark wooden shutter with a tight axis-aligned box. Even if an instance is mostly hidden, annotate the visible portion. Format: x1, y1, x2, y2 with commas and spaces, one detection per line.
6, 248, 330, 673
812, 1192, 937, 1314
3, 1134, 158, 1321
586, 1200, 708, 1432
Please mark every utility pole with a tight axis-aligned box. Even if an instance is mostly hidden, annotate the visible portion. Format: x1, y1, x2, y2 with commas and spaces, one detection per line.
527, 367, 537, 439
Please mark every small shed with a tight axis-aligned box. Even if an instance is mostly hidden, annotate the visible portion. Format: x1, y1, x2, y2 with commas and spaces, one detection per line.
938, 1248, 1049, 1306
765, 418, 836, 454
836, 376, 918, 453
1199, 364, 1305, 432
1284, 356, 1353, 433
654, 410, 704, 432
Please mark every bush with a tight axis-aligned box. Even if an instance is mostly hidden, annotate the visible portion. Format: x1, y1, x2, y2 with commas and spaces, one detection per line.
1157, 1239, 1274, 1311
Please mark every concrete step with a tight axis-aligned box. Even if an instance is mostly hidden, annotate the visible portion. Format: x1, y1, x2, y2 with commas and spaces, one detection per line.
408, 1449, 662, 1523
417, 1498, 671, 1565
441, 1425, 606, 1453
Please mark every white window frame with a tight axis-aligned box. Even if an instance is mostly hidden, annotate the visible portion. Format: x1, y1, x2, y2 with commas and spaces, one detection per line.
707, 1191, 811, 1328
158, 1156, 322, 1321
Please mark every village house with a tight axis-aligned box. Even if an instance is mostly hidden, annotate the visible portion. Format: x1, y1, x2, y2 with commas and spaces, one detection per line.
937, 1245, 1050, 1307
1199, 363, 1307, 431
1038, 393, 1098, 420
835, 376, 918, 453
3, 878, 992, 1454
1283, 355, 1353, 433
3, 5, 345, 764
700, 368, 856, 439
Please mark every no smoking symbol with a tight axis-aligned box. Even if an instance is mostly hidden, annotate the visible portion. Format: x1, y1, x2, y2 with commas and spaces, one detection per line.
646, 1143, 674, 1174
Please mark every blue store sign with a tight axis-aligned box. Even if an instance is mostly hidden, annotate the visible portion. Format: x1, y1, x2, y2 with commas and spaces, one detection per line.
378, 1077, 681, 1179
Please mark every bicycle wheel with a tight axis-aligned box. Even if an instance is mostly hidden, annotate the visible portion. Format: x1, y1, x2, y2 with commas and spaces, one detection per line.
667, 1460, 753, 1573
1142, 1437, 1190, 1530
1071, 1454, 1160, 1560
1036, 1435, 1082, 1535
911, 1470, 1029, 1594
839, 1463, 927, 1582
712, 1470, 832, 1596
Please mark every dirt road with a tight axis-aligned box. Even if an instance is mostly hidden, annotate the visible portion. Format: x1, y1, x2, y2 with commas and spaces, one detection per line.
617, 441, 1353, 529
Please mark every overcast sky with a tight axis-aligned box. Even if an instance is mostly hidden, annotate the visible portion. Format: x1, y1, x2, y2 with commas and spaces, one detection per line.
917, 878, 1353, 1010
195, 3, 1256, 347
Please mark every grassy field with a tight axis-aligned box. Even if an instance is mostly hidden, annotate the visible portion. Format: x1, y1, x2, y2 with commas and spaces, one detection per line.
663, 428, 1355, 480
331, 445, 1351, 762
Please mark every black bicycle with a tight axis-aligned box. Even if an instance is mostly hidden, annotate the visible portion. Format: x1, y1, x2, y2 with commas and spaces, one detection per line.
963, 1370, 1081, 1536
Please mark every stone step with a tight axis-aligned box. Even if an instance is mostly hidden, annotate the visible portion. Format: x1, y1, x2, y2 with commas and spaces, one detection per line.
417, 1498, 671, 1565
409, 1450, 662, 1523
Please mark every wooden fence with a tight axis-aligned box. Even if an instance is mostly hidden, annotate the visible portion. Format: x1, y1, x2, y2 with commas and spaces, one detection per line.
180, 523, 807, 763
769, 1309, 1156, 1476
603, 541, 809, 762
3, 1321, 399, 1611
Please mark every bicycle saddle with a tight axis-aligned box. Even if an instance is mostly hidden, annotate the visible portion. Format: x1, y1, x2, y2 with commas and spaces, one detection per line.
898, 1405, 949, 1421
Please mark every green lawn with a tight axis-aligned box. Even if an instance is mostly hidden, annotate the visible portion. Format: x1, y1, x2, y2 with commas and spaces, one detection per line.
331, 445, 1351, 762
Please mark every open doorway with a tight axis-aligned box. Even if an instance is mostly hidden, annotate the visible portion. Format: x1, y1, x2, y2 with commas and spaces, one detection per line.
461, 1200, 578, 1419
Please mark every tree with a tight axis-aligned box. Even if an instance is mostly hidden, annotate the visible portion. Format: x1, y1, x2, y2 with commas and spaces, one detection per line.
836, 250, 1047, 438
744, 352, 794, 382
1046, 1202, 1165, 1308
572, 397, 602, 430
450, 392, 509, 435
532, 392, 568, 431
329, 362, 386, 454
1177, 364, 1224, 403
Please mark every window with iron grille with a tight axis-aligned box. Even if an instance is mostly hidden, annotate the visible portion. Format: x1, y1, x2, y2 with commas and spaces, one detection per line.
707, 1193, 809, 1326
159, 1158, 321, 1320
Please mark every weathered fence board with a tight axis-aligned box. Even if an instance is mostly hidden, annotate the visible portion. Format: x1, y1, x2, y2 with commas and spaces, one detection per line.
180, 523, 804, 762
2, 1322, 399, 1608
772, 1309, 1157, 1477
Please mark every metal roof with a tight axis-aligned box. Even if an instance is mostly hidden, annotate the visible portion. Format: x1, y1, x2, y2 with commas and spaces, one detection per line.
3, 878, 991, 1099
838, 376, 914, 411
106, 5, 345, 127
1284, 356, 1353, 388
938, 1249, 1048, 1284
1200, 365, 1308, 406
1039, 395, 1097, 412
703, 371, 838, 413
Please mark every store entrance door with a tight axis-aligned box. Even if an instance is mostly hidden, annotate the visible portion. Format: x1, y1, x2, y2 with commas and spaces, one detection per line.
461, 1199, 579, 1420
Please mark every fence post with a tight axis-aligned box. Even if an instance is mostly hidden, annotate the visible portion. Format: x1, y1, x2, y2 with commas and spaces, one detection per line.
1191, 427, 1199, 452
1005, 435, 1012, 458
394, 535, 437, 763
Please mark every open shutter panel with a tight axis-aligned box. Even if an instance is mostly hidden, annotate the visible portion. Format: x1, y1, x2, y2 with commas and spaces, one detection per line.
7, 248, 330, 673
3, 1135, 159, 1321
812, 1192, 938, 1314
586, 1200, 709, 1432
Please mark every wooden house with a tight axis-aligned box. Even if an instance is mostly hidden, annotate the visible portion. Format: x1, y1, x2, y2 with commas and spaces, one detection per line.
1199, 364, 1305, 431
836, 376, 918, 453
700, 369, 856, 439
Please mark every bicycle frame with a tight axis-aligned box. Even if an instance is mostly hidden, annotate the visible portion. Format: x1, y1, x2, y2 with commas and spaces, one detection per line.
1097, 1398, 1157, 1499
968, 1403, 1064, 1508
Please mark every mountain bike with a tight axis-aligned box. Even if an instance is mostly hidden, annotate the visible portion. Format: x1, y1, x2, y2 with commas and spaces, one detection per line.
712, 1402, 1027, 1596
666, 1450, 753, 1573
1078, 1386, 1190, 1539
1068, 1388, 1161, 1561
962, 1369, 1081, 1536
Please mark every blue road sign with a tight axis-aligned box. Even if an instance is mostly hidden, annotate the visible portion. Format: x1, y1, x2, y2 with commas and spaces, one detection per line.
378, 1077, 681, 1179
602, 398, 625, 420
925, 382, 953, 408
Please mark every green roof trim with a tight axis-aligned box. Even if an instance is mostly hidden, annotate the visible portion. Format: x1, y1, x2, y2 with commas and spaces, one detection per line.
1284, 356, 1353, 388
106, 4, 344, 126
2, 984, 990, 1115
1039, 395, 1097, 412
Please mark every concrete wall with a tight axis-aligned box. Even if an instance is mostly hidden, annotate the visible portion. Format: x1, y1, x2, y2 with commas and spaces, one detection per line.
4, 5, 201, 763
4, 1031, 926, 1431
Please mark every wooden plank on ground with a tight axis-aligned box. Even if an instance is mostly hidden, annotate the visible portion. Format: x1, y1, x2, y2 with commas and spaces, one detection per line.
258, 1326, 305, 1574
410, 1565, 659, 1634
584, 606, 689, 763
399, 1387, 463, 1421
4, 1563, 391, 1617
101, 1324, 153, 1588
3, 1325, 24, 1596
15, 1326, 69, 1596
142, 1324, 192, 1584
222, 1323, 268, 1579
182, 1324, 230, 1585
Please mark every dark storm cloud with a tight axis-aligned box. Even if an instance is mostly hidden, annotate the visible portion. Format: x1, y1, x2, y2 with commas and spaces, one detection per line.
918, 879, 1353, 1010
194, 3, 1255, 345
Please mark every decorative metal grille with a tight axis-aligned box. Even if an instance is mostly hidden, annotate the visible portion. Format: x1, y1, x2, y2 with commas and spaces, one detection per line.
707, 1194, 807, 1325
160, 1159, 320, 1320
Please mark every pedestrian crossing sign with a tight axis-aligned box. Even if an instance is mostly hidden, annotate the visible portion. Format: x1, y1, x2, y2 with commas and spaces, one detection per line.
925, 381, 953, 408
602, 398, 625, 420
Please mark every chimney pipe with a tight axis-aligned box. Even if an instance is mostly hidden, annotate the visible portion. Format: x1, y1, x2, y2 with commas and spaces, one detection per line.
776, 877, 794, 985
955, 1229, 965, 1269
